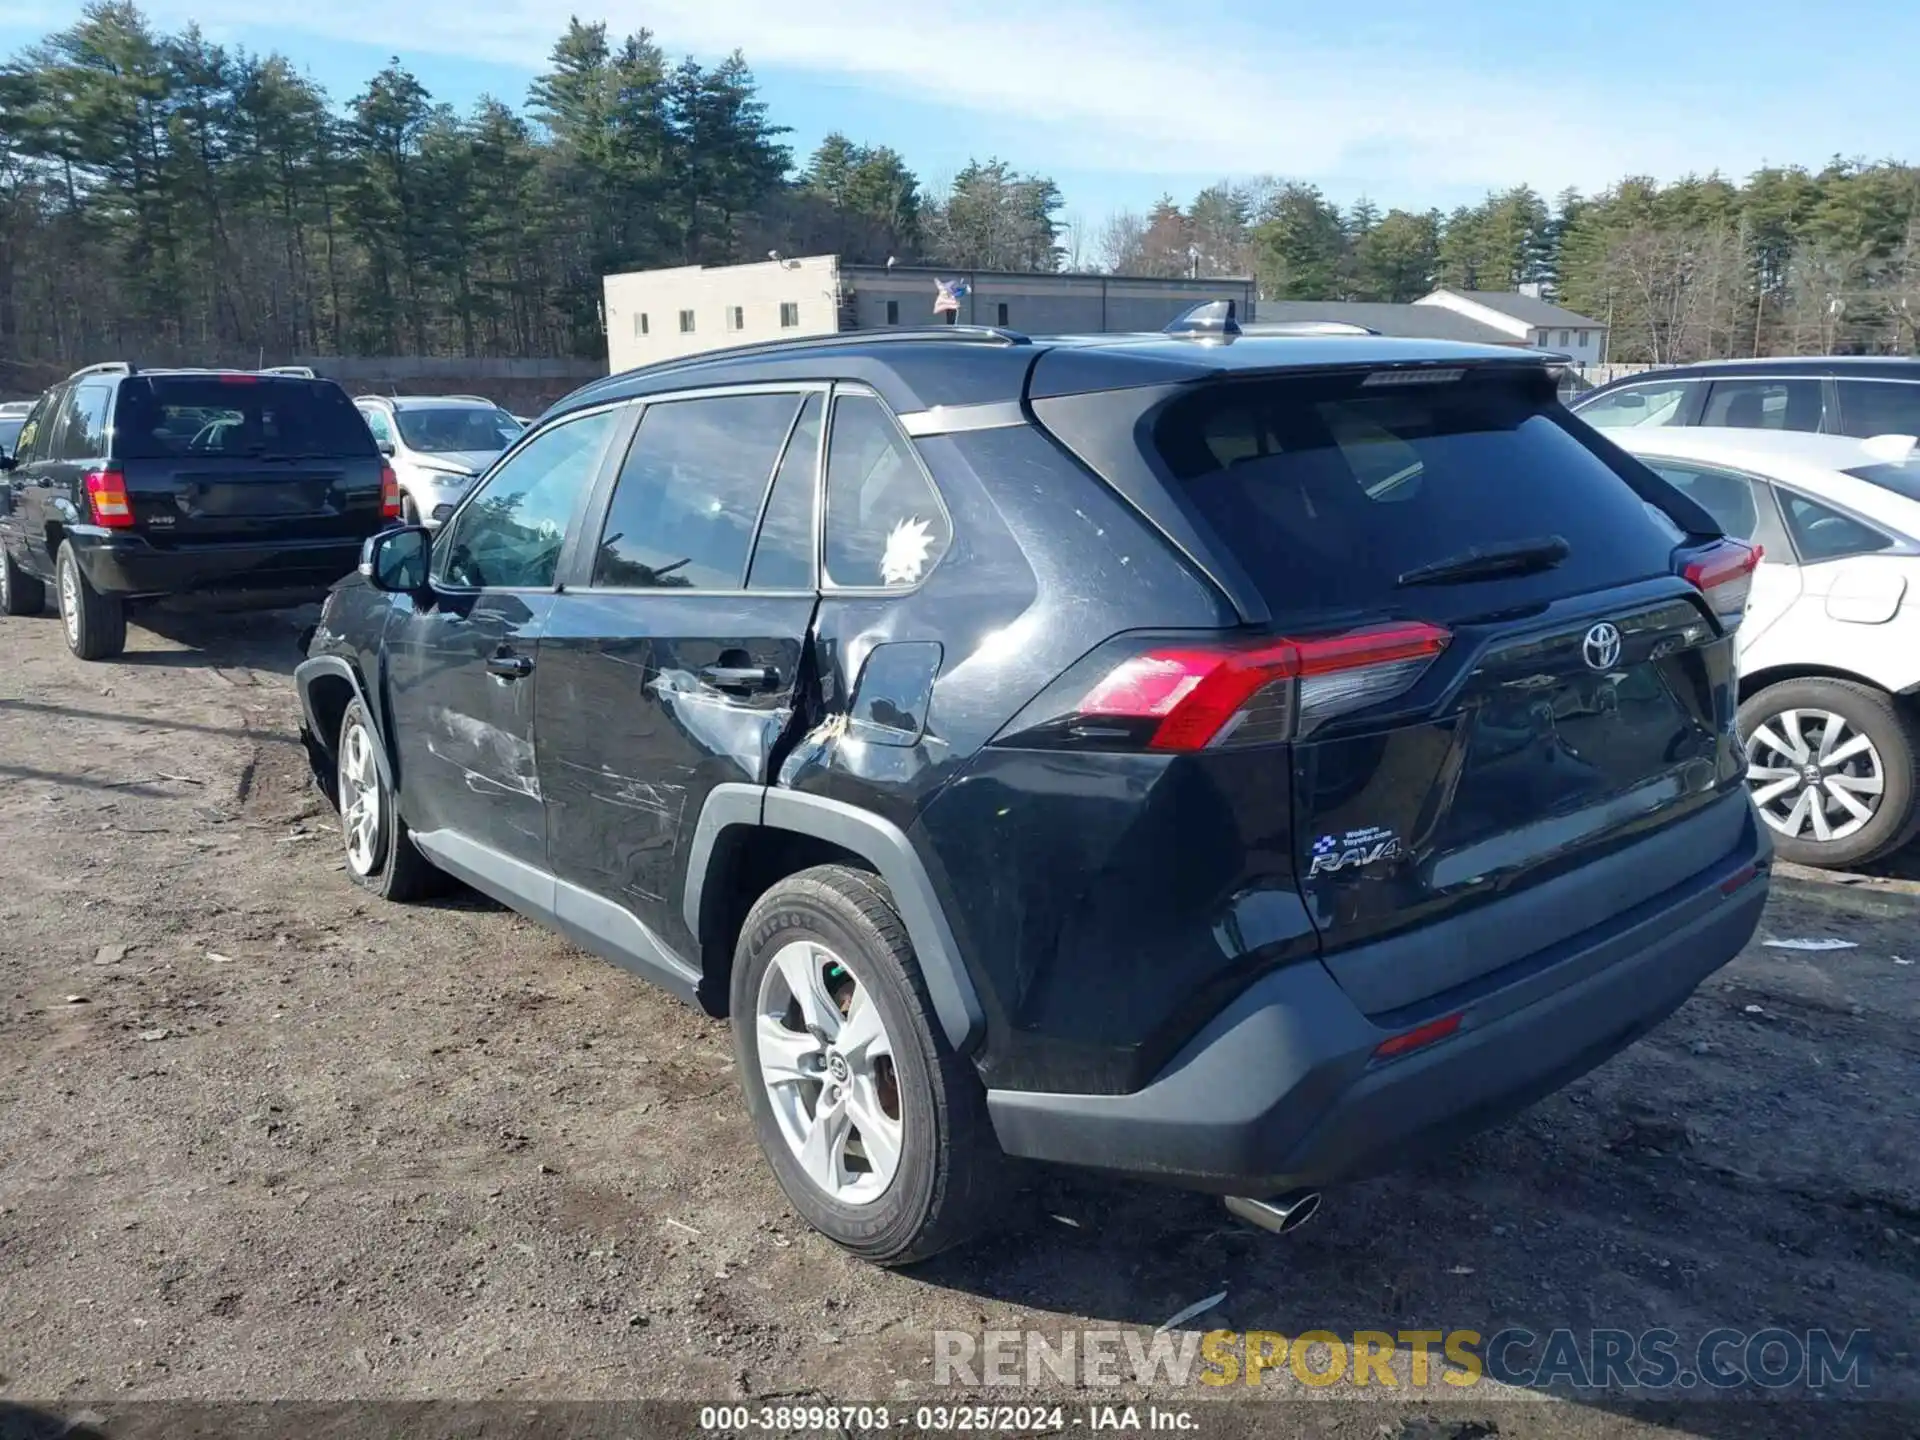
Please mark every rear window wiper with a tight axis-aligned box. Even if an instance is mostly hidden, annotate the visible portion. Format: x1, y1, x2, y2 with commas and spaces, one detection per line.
1396, 535, 1570, 588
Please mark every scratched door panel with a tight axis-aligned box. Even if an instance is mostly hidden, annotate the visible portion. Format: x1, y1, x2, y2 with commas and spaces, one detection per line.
385, 588, 555, 863
535, 591, 816, 954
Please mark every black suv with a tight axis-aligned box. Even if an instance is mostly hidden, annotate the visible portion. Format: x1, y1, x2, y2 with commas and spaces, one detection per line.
0, 363, 398, 659
295, 316, 1771, 1263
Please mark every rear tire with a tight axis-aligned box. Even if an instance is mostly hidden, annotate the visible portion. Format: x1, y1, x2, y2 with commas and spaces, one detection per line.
730, 864, 1009, 1265
0, 540, 45, 616
56, 541, 126, 660
401, 494, 421, 525
336, 699, 444, 902
1738, 677, 1920, 869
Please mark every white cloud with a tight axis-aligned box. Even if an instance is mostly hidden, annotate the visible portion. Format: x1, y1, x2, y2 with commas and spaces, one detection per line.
130, 0, 1747, 199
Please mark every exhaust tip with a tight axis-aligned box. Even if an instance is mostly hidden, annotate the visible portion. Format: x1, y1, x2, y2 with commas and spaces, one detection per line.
1224, 1190, 1321, 1236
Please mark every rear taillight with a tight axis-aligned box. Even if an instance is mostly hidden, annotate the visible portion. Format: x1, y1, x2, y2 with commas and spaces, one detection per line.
84, 469, 133, 528
380, 466, 402, 519
1683, 538, 1760, 627
1053, 621, 1450, 751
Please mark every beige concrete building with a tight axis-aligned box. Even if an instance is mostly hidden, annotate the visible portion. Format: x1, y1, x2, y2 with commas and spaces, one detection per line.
602, 255, 1256, 373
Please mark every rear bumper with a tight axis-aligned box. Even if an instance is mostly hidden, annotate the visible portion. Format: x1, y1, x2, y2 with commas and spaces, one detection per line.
986, 803, 1769, 1194
68, 531, 365, 599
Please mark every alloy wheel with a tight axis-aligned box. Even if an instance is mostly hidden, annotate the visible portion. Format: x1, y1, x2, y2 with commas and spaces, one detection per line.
59, 558, 79, 647
1745, 707, 1885, 844
339, 721, 384, 875
755, 940, 904, 1206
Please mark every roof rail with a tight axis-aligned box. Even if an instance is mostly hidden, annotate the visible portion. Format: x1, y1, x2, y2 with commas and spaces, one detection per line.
585, 324, 1033, 395
67, 361, 134, 381
260, 364, 317, 378
443, 394, 497, 405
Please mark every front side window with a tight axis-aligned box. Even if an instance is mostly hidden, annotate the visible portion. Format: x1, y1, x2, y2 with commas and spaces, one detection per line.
1833, 380, 1920, 439
436, 409, 619, 590
361, 409, 394, 447
823, 393, 950, 589
12, 392, 55, 464
1702, 378, 1821, 432
1779, 491, 1894, 563
593, 392, 803, 590
1577, 380, 1695, 429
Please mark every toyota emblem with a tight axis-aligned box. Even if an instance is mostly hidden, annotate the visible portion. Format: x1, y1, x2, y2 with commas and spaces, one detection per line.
1582, 622, 1622, 671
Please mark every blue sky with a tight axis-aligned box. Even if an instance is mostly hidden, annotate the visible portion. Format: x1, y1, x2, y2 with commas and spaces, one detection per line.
5, 0, 1916, 237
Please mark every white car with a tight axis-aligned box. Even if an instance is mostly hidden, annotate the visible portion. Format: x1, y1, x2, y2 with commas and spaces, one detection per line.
354, 394, 523, 527
1609, 427, 1920, 868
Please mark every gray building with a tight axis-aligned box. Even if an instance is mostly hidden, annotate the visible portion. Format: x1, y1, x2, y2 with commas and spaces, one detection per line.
1250, 285, 1609, 373
602, 255, 1255, 373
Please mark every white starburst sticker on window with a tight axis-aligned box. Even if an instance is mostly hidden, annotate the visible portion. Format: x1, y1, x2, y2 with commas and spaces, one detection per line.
880, 516, 935, 585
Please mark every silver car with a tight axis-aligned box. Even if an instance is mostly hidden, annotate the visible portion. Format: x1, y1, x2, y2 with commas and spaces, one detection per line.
354, 394, 524, 526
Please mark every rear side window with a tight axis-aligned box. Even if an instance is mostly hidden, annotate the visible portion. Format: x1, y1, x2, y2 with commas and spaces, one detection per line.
55, 382, 114, 460
114, 377, 376, 460
1701, 378, 1821, 431
823, 393, 950, 589
593, 392, 802, 589
1153, 372, 1679, 612
1833, 379, 1920, 439
1778, 492, 1894, 563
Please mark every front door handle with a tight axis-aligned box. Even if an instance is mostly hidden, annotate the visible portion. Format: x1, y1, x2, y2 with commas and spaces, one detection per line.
486, 652, 534, 680
700, 663, 779, 694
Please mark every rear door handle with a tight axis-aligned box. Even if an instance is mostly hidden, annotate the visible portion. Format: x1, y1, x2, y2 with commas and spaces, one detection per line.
486, 652, 534, 680
700, 663, 779, 694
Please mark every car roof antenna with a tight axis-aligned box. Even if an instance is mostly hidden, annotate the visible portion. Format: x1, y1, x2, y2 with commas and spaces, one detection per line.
1164, 299, 1241, 343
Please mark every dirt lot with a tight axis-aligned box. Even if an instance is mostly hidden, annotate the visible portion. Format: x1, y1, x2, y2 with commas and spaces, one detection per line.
1, 604, 1915, 1434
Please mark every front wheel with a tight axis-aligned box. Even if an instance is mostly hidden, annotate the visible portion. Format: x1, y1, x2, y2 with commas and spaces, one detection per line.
730, 864, 1008, 1265
336, 699, 444, 901
56, 541, 126, 660
1739, 677, 1920, 868
0, 540, 46, 616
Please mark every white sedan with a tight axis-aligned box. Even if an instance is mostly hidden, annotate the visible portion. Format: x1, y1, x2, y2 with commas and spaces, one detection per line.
1607, 427, 1920, 868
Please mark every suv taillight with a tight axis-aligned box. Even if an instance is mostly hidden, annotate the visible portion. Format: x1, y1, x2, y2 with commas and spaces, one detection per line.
1021, 622, 1451, 751
380, 466, 402, 520
1683, 538, 1760, 627
84, 469, 133, 528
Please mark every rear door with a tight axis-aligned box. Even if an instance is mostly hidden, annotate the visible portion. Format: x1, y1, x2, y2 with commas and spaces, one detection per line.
537, 385, 822, 962
6, 386, 73, 576
110, 375, 385, 543
1147, 366, 1745, 1014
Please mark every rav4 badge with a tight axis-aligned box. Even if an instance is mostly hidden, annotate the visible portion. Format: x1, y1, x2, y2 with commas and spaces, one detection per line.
1309, 825, 1403, 877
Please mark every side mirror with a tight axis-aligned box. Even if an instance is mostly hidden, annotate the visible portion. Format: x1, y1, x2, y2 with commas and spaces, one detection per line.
0, 453, 15, 472
360, 524, 431, 593
376, 438, 395, 457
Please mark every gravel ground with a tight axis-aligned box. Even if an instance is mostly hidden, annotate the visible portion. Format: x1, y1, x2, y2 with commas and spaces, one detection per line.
0, 604, 1915, 1438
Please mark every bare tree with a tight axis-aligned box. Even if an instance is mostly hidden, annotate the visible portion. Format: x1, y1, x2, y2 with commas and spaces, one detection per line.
1095, 209, 1148, 275
1783, 243, 1871, 355
1599, 223, 1747, 364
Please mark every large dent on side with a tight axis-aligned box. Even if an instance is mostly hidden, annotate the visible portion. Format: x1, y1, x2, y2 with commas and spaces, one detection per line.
427, 704, 542, 801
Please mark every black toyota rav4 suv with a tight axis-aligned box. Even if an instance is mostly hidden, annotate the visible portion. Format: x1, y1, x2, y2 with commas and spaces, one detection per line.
0, 363, 398, 658
296, 312, 1771, 1263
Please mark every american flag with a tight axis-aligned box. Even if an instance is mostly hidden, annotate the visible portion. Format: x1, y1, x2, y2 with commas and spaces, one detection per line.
933, 278, 969, 314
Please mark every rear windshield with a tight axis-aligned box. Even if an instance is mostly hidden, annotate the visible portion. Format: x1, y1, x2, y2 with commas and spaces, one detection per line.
395, 405, 521, 454
1152, 371, 1683, 611
114, 376, 376, 461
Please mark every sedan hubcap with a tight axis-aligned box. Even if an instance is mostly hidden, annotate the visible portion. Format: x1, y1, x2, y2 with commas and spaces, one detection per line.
338, 722, 384, 875
1745, 708, 1884, 844
756, 941, 903, 1206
